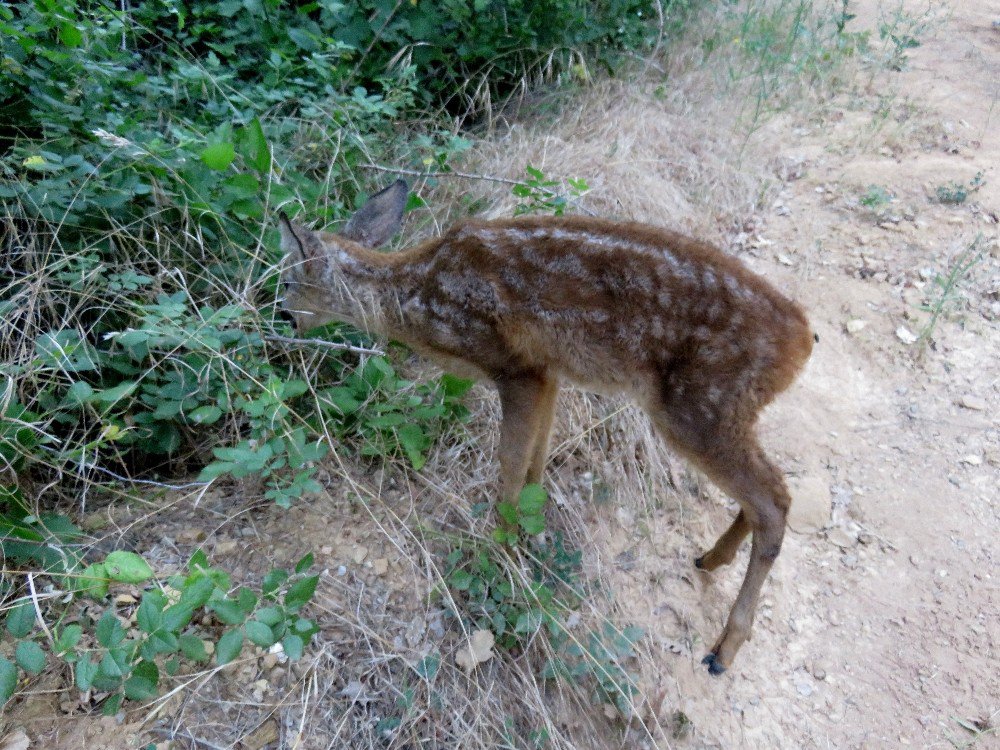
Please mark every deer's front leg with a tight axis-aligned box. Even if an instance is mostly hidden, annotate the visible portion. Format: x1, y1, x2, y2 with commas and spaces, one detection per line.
496, 374, 551, 517
525, 377, 558, 486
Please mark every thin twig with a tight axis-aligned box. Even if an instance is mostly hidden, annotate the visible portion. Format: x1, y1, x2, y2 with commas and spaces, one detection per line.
27, 573, 56, 647
361, 163, 599, 217
360, 163, 534, 188
265, 334, 384, 356
78, 462, 210, 490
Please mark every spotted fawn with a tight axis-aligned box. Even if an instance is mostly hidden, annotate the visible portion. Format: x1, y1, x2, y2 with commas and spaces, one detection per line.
278, 180, 814, 674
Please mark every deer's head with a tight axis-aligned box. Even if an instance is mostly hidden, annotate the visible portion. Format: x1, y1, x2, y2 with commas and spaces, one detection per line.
277, 180, 408, 332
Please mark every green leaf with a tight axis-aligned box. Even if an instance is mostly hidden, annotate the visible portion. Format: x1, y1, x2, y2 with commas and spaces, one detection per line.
188, 405, 222, 425
150, 630, 179, 656
519, 514, 545, 535
223, 172, 259, 198
518, 484, 547, 516
255, 606, 283, 627
282, 633, 304, 660
244, 620, 275, 648
35, 330, 98, 372
60, 22, 82, 47
197, 461, 232, 481
76, 658, 98, 691
178, 634, 208, 662
497, 502, 517, 526
440, 374, 474, 398
0, 657, 17, 706
201, 142, 236, 171
5, 601, 35, 638
99, 650, 125, 679
284, 575, 318, 610
281, 379, 309, 399
93, 380, 138, 405
180, 634, 208, 662
294, 553, 313, 575
136, 593, 164, 633
188, 549, 209, 571
293, 617, 316, 635
397, 423, 427, 469
449, 570, 473, 591
413, 652, 440, 680
236, 587, 258, 615
62, 380, 95, 407
124, 660, 159, 700
514, 610, 542, 634
96, 611, 125, 648
102, 693, 123, 716
177, 576, 216, 609
492, 527, 516, 545
238, 117, 271, 173
15, 641, 45, 674
161, 603, 195, 633
216, 628, 244, 665
104, 551, 153, 583
261, 569, 289, 597
209, 599, 246, 626
78, 562, 109, 598
56, 624, 83, 655
165, 657, 180, 676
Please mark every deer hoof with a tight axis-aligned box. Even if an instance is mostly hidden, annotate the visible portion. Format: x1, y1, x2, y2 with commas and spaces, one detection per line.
694, 555, 706, 569
701, 653, 727, 676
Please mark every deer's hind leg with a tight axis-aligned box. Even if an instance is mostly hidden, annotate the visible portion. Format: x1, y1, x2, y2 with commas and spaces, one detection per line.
652, 398, 790, 675
695, 510, 751, 572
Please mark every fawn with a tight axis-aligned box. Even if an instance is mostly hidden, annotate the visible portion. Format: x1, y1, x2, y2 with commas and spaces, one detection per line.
278, 180, 814, 674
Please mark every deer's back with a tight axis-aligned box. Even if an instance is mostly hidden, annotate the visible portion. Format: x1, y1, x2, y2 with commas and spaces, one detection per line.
396, 215, 812, 408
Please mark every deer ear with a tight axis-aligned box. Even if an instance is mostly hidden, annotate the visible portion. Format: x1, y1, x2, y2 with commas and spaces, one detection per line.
342, 180, 408, 248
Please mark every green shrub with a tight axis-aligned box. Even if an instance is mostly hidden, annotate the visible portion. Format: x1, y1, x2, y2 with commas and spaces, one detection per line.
0, 543, 320, 713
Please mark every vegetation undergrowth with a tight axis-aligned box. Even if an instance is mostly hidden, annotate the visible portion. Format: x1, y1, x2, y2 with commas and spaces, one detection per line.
0, 0, 671, 719
442, 486, 645, 720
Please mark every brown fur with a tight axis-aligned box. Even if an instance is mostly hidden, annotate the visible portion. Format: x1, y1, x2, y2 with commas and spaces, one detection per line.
278, 181, 814, 674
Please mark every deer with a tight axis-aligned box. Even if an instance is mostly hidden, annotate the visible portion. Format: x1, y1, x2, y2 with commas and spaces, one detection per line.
277, 179, 814, 675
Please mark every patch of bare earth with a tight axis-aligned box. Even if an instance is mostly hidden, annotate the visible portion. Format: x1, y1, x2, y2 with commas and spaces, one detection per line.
5, 1, 998, 748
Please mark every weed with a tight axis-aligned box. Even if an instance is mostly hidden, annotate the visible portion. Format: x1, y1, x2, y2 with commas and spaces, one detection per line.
918, 237, 987, 342
876, 0, 935, 71
860, 184, 893, 209
943, 712, 999, 749
935, 172, 985, 205
857, 184, 896, 222
513, 166, 591, 217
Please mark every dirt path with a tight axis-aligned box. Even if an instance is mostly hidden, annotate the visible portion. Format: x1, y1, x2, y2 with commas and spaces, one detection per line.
660, 1, 1000, 745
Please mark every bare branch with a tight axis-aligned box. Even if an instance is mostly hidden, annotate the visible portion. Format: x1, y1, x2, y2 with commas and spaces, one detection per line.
265, 334, 384, 357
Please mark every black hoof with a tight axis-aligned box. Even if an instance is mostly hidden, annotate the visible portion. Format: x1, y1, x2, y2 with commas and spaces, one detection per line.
701, 653, 727, 676
694, 555, 705, 569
